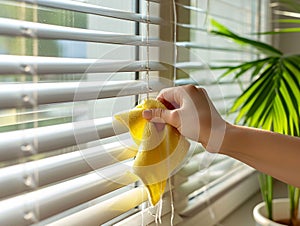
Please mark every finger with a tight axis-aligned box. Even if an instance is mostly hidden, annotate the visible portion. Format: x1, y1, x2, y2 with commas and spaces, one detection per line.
142, 108, 164, 120
157, 87, 182, 108
157, 97, 176, 110
151, 108, 164, 119
143, 109, 179, 128
142, 110, 165, 131
142, 109, 153, 120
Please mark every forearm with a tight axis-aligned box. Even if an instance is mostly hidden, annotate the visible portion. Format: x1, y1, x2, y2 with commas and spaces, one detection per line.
220, 123, 300, 188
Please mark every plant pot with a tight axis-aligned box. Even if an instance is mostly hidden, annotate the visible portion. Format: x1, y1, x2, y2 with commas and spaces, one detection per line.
253, 198, 300, 226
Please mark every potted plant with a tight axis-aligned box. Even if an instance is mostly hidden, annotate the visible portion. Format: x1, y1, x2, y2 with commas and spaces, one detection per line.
209, 1, 300, 224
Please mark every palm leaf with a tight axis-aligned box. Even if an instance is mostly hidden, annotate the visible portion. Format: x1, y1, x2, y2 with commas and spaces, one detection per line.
284, 55, 300, 84
279, 78, 298, 133
210, 19, 283, 57
210, 21, 300, 135
214, 57, 272, 80
282, 61, 300, 107
277, 19, 300, 24
250, 60, 270, 79
231, 64, 276, 124
262, 27, 300, 34
232, 62, 277, 112
246, 75, 276, 127
259, 174, 273, 219
258, 100, 274, 130
229, 56, 300, 135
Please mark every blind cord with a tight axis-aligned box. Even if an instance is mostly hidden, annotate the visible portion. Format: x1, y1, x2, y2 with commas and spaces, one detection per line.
172, 0, 178, 84
169, 1, 177, 225
146, 0, 151, 100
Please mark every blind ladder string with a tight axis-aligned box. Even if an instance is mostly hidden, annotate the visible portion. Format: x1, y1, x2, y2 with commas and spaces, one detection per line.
169, 0, 177, 225
172, 0, 178, 83
145, 0, 151, 100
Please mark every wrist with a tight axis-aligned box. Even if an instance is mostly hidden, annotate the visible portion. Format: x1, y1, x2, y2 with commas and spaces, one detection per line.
202, 121, 229, 153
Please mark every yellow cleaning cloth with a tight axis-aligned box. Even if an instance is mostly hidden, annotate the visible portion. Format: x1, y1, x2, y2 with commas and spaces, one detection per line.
115, 99, 190, 206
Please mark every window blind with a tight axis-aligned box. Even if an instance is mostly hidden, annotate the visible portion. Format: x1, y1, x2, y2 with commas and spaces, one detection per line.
0, 0, 171, 225
0, 0, 268, 226
172, 0, 267, 222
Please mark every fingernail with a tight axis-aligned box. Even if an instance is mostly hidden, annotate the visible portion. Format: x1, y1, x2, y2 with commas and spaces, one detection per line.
142, 110, 152, 119
154, 123, 165, 132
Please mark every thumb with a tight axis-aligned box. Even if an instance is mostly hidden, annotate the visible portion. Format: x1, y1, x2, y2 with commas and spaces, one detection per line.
142, 108, 178, 128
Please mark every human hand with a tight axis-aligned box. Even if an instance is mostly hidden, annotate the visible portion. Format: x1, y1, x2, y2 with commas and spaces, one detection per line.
142, 85, 227, 153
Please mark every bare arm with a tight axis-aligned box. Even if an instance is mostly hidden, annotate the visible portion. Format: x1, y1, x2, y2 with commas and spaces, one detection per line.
222, 124, 300, 188
143, 85, 300, 188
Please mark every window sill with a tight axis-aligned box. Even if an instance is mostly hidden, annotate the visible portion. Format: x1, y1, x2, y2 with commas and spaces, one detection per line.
220, 179, 288, 226
177, 164, 260, 226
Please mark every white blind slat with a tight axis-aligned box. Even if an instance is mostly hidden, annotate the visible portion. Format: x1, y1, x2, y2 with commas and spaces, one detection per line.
177, 153, 227, 178
180, 165, 256, 217
113, 195, 179, 226
175, 158, 238, 198
0, 141, 136, 199
0, 117, 126, 161
0, 78, 170, 109
176, 42, 249, 52
0, 166, 137, 225
176, 22, 207, 31
0, 18, 160, 46
0, 55, 166, 75
48, 187, 147, 226
16, 0, 162, 24
176, 2, 251, 25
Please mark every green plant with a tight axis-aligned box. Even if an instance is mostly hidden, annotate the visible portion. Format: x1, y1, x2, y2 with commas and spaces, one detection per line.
210, 15, 300, 225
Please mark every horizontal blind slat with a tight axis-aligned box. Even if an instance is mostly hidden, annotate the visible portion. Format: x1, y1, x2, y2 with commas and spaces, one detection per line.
174, 158, 237, 198
176, 2, 250, 25
176, 42, 249, 52
0, 18, 159, 45
0, 117, 126, 162
108, 195, 175, 226
0, 167, 138, 225
0, 79, 170, 109
15, 0, 162, 24
175, 62, 208, 70
0, 141, 136, 199
48, 187, 148, 226
177, 154, 228, 178
180, 165, 256, 217
0, 55, 166, 75
148, 0, 161, 3
176, 22, 206, 32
